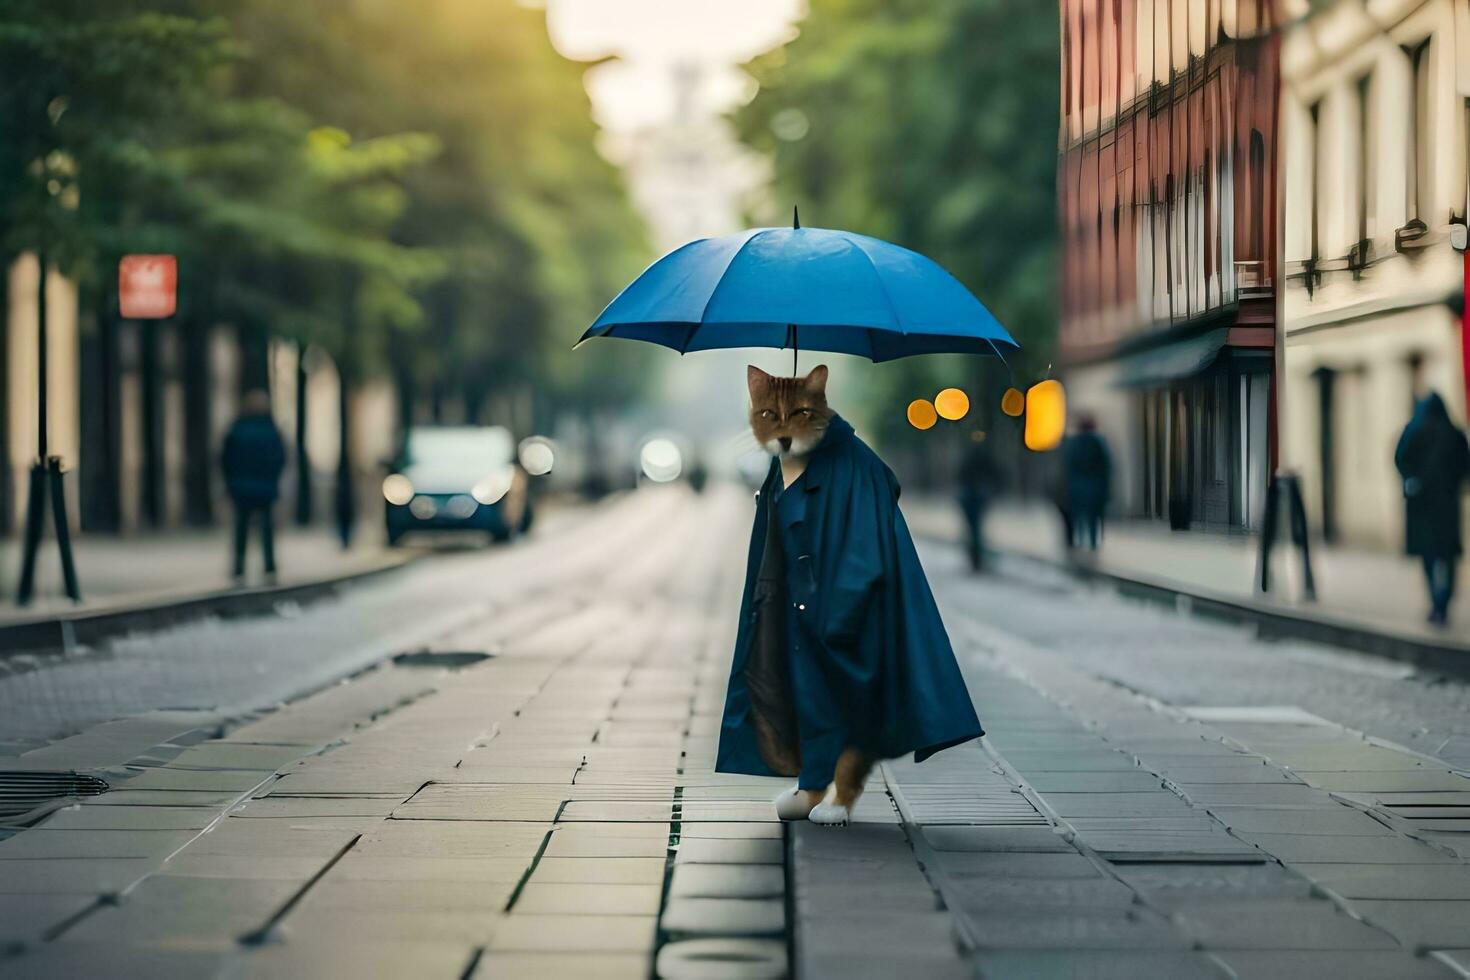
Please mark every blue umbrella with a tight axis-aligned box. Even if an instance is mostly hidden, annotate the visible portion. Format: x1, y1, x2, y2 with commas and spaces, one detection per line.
578, 212, 1018, 369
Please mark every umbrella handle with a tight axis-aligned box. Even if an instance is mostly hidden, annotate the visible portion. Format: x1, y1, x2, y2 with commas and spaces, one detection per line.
787, 324, 799, 377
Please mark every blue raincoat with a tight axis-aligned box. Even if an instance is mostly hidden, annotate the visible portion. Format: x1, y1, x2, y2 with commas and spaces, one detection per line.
717, 415, 984, 790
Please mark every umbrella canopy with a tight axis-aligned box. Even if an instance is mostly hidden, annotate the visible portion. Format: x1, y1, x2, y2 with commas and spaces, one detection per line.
578, 224, 1018, 363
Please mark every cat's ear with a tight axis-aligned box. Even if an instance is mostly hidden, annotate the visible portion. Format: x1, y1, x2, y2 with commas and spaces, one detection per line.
804, 364, 829, 394
747, 365, 773, 397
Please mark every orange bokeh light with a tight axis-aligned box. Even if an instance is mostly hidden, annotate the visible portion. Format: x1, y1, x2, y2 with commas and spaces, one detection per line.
1024, 380, 1066, 451
907, 398, 938, 430
1000, 387, 1025, 417
934, 387, 970, 421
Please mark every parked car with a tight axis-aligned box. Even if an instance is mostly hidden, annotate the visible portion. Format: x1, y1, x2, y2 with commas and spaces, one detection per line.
383, 426, 530, 546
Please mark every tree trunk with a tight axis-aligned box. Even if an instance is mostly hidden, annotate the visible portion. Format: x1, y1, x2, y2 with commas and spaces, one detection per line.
294, 339, 312, 526
334, 355, 354, 549
0, 253, 13, 536
79, 277, 123, 532
139, 319, 163, 527
181, 318, 213, 526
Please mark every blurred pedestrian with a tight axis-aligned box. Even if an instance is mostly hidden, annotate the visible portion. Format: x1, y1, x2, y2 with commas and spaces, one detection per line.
222, 389, 286, 583
1394, 392, 1469, 627
957, 433, 1003, 572
1063, 414, 1111, 551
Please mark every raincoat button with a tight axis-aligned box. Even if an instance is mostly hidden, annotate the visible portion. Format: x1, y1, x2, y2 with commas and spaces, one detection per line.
797, 604, 806, 611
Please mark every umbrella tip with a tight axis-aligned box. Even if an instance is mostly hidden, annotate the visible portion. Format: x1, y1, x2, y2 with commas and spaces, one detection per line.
792, 205, 800, 230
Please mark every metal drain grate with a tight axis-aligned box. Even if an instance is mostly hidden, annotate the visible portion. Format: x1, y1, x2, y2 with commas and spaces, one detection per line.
0, 770, 110, 820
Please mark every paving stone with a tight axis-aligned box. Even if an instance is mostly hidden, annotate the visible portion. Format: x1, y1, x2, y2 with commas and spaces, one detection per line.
1237, 833, 1462, 864
1174, 784, 1337, 807
389, 784, 563, 821
110, 767, 271, 791
662, 897, 785, 935
327, 854, 530, 883
973, 950, 1229, 980
680, 801, 787, 822
1074, 829, 1263, 861
1111, 863, 1313, 904
1021, 771, 1165, 793
1433, 951, 1470, 976
679, 822, 784, 839
281, 907, 501, 943
1293, 771, 1470, 793
1292, 863, 1470, 900
1210, 950, 1454, 979
800, 910, 960, 958
164, 742, 314, 771
1158, 766, 1303, 784
543, 829, 668, 858
0, 829, 193, 860
801, 952, 972, 980
40, 805, 219, 831
920, 826, 1073, 852
232, 797, 402, 818
513, 882, 662, 915
933, 851, 1102, 879
678, 837, 783, 865
1066, 816, 1220, 832
158, 855, 333, 881
670, 863, 785, 899
530, 857, 667, 884
471, 952, 650, 979
490, 913, 656, 952
1173, 898, 1399, 950
64, 876, 299, 943
1212, 808, 1392, 836
298, 877, 516, 911
655, 938, 786, 980
1350, 900, 1470, 948
1040, 792, 1198, 818
0, 893, 97, 943
231, 940, 475, 980
0, 943, 228, 980
956, 908, 1190, 950
999, 750, 1139, 772
556, 800, 674, 822
947, 877, 1138, 911
84, 789, 244, 807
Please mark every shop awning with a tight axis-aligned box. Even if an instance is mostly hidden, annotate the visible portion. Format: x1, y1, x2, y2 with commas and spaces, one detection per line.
1115, 326, 1230, 388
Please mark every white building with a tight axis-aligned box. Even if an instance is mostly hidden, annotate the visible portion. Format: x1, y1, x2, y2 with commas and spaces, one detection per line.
1280, 0, 1468, 548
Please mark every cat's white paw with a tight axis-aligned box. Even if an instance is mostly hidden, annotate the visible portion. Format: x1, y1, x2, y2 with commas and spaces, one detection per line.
808, 802, 851, 827
774, 786, 814, 821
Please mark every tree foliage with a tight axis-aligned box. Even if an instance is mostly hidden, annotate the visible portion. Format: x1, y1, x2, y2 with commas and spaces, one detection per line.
737, 0, 1058, 446
0, 0, 648, 417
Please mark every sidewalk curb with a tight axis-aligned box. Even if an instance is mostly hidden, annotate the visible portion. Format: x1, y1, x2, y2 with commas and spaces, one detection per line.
1002, 548, 1470, 678
0, 553, 417, 659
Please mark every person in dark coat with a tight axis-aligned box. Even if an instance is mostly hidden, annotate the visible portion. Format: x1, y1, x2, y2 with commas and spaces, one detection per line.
719, 366, 983, 827
1063, 414, 1112, 550
1394, 392, 1469, 627
222, 389, 287, 582
957, 434, 1003, 572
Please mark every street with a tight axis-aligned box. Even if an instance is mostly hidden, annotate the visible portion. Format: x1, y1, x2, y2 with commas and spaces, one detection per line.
3, 485, 1469, 978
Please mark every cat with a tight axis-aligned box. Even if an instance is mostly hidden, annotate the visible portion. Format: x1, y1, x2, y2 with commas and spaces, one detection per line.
747, 363, 873, 826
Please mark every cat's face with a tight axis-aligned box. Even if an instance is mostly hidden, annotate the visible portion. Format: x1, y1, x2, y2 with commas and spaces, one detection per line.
748, 364, 832, 458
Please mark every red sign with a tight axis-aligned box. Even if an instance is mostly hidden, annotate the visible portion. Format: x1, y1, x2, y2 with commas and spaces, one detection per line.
118, 254, 177, 319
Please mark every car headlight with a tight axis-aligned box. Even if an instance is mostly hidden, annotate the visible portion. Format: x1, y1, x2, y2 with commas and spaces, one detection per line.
383, 474, 414, 506
472, 467, 515, 505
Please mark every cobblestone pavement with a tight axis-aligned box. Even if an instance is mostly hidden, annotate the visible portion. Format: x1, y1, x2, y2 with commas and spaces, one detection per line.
3, 486, 1469, 978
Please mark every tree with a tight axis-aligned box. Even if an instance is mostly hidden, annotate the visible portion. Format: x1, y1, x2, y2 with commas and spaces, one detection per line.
736, 0, 1058, 451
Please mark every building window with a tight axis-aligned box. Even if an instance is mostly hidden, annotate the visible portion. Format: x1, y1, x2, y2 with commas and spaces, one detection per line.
1406, 38, 1430, 223
1305, 106, 1320, 261
1355, 72, 1374, 247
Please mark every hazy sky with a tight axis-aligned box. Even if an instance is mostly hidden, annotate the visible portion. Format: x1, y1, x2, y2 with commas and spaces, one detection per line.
545, 0, 804, 133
